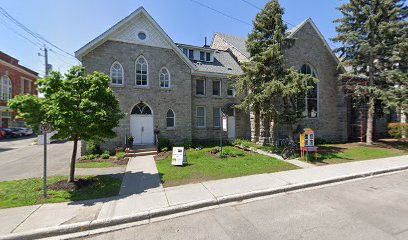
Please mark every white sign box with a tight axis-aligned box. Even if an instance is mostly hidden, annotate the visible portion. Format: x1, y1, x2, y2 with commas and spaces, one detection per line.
171, 147, 187, 166
222, 116, 228, 132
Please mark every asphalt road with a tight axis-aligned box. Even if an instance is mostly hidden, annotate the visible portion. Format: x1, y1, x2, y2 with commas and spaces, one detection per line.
82, 171, 408, 240
0, 137, 78, 181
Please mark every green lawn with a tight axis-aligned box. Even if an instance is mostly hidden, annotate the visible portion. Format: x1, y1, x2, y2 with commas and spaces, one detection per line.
156, 146, 298, 187
0, 176, 121, 209
316, 143, 408, 164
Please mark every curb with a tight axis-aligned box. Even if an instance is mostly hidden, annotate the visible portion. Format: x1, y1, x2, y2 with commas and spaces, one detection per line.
2, 165, 408, 240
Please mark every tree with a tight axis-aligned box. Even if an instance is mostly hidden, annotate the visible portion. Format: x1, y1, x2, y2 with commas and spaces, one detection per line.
332, 0, 407, 144
235, 0, 315, 142
9, 66, 124, 182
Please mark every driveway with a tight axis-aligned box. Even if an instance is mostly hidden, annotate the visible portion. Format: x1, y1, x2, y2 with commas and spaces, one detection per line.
0, 137, 78, 181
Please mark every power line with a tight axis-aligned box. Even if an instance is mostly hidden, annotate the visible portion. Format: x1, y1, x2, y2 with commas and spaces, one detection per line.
0, 7, 77, 59
0, 16, 42, 48
238, 0, 336, 48
189, 0, 252, 26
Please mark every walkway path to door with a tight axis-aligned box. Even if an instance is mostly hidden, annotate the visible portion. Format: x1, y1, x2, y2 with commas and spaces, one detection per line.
97, 156, 167, 219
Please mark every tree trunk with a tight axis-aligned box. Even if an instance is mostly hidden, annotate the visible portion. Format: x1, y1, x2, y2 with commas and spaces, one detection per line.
68, 138, 78, 182
366, 97, 375, 145
286, 123, 294, 141
250, 110, 260, 143
259, 115, 270, 146
401, 109, 407, 139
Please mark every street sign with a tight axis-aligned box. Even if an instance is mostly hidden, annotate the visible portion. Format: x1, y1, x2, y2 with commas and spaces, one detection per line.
222, 116, 228, 132
40, 124, 51, 133
171, 147, 187, 166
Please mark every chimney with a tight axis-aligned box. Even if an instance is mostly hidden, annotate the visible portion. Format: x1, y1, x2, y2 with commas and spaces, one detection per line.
204, 37, 210, 48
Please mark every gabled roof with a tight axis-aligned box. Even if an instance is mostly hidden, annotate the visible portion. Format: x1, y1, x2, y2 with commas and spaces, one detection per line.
213, 18, 340, 65
212, 32, 250, 59
75, 7, 197, 70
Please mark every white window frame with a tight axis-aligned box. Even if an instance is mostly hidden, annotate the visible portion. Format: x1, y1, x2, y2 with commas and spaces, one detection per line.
135, 56, 148, 87
1, 75, 12, 101
212, 80, 221, 97
196, 106, 206, 128
196, 79, 206, 96
110, 61, 124, 86
227, 83, 235, 97
200, 51, 205, 61
213, 107, 221, 128
166, 109, 175, 129
188, 49, 194, 60
159, 67, 171, 89
300, 64, 319, 119
206, 52, 211, 62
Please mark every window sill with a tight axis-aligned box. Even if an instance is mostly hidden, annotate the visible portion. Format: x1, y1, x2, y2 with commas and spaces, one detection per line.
226, 95, 235, 98
159, 87, 171, 90
196, 127, 207, 130
166, 127, 176, 131
110, 84, 124, 88
195, 95, 206, 98
212, 95, 222, 98
134, 85, 150, 89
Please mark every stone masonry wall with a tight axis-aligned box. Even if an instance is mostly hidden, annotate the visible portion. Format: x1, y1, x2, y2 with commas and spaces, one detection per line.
81, 40, 192, 152
282, 22, 348, 143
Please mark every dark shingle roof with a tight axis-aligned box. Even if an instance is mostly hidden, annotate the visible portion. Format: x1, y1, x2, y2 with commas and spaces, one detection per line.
194, 50, 243, 75
214, 23, 305, 59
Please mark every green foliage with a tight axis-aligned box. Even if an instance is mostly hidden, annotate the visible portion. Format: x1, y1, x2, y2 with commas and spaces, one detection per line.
101, 151, 110, 159
234, 0, 315, 130
332, 0, 408, 143
219, 147, 245, 158
80, 154, 99, 160
8, 66, 125, 181
232, 138, 252, 149
158, 138, 173, 152
116, 151, 126, 159
182, 141, 193, 150
8, 94, 45, 134
86, 140, 102, 155
388, 123, 408, 138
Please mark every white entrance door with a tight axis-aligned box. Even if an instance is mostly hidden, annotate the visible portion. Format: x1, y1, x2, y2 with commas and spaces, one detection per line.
228, 116, 236, 140
130, 115, 154, 145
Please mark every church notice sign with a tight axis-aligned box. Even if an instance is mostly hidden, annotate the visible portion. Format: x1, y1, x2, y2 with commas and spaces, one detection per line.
171, 147, 187, 166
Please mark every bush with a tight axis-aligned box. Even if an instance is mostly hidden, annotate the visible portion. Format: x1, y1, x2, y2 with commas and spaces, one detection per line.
101, 151, 110, 159
233, 138, 252, 149
116, 151, 126, 159
158, 138, 173, 152
182, 141, 193, 149
219, 147, 244, 158
80, 154, 99, 160
388, 123, 408, 138
86, 140, 102, 155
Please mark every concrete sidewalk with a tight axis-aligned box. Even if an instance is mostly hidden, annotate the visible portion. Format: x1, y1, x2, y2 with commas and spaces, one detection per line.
1, 155, 408, 239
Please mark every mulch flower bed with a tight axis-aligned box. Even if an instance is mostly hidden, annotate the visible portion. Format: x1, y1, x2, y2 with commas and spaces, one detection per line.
77, 157, 129, 165
154, 151, 171, 161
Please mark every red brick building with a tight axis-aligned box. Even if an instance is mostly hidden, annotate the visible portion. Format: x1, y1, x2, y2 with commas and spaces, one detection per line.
0, 51, 38, 127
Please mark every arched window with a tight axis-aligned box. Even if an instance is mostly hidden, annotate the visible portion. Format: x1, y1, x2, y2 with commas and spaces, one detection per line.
298, 64, 319, 118
131, 102, 152, 115
1, 75, 12, 100
135, 56, 148, 86
166, 109, 175, 128
110, 62, 124, 85
159, 68, 170, 88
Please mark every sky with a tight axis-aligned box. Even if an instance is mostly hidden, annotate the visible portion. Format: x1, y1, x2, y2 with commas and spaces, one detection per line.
0, 0, 345, 77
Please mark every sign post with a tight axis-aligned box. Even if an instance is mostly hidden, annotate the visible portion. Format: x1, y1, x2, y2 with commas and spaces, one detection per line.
40, 123, 51, 199
221, 114, 228, 158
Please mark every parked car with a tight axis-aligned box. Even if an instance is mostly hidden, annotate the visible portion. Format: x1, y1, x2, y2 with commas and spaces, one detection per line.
0, 128, 5, 139
0, 128, 21, 138
10, 128, 25, 137
14, 127, 33, 136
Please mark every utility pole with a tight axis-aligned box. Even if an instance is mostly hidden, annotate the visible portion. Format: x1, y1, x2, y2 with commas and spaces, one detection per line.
38, 45, 50, 199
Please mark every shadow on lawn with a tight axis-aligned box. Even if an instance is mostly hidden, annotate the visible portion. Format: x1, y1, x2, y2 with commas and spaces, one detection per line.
65, 170, 161, 207
315, 145, 351, 163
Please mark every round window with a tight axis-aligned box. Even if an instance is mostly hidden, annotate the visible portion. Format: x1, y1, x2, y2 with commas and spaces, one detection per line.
138, 32, 146, 40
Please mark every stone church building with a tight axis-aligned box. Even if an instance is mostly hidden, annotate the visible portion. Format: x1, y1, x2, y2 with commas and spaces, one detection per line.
76, 7, 349, 150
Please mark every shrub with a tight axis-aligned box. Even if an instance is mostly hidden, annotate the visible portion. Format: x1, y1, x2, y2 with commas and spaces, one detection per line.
219, 147, 244, 158
80, 154, 99, 160
116, 151, 126, 159
158, 138, 173, 152
101, 151, 110, 159
388, 123, 408, 138
182, 141, 193, 149
86, 140, 102, 155
233, 138, 252, 149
